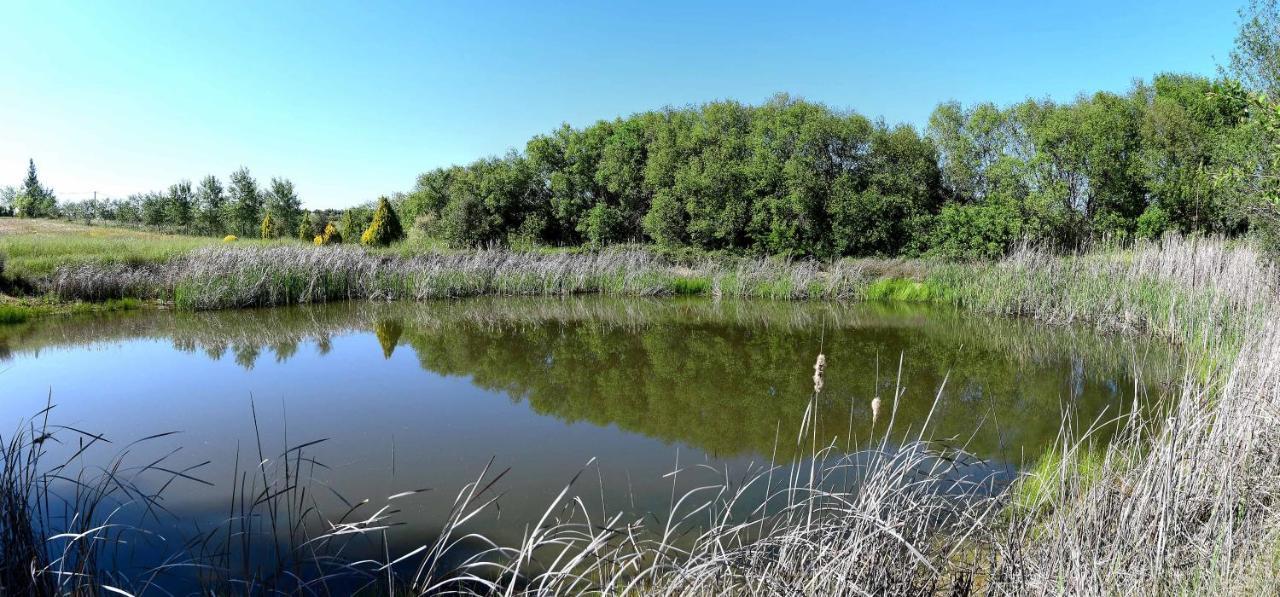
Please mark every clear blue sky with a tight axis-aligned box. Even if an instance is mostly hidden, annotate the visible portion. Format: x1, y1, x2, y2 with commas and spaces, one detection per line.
0, 1, 1243, 210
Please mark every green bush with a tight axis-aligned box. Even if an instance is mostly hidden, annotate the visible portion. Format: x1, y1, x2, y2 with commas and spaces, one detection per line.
360, 197, 405, 247
829, 186, 913, 257
340, 206, 374, 241
926, 203, 1023, 261
1136, 204, 1172, 240
642, 192, 687, 248
583, 203, 627, 246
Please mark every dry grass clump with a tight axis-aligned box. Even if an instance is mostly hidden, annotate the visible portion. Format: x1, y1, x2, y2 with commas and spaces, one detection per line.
1001, 316, 1280, 594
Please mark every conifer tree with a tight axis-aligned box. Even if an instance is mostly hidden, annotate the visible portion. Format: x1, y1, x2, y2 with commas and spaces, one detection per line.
360, 196, 405, 246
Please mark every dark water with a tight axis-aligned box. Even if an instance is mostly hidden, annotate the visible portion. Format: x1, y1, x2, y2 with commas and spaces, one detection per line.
0, 297, 1176, 576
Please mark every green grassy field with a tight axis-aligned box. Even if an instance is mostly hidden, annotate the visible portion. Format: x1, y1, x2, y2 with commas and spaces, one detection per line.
0, 217, 298, 279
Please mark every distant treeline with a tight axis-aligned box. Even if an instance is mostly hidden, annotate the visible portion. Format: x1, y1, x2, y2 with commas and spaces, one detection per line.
16, 165, 391, 244
395, 75, 1270, 259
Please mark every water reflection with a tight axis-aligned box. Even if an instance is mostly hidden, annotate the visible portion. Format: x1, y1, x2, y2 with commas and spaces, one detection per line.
0, 297, 1180, 577
0, 297, 1176, 464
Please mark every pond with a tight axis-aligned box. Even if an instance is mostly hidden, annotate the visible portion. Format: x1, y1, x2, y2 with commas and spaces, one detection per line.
0, 297, 1177, 581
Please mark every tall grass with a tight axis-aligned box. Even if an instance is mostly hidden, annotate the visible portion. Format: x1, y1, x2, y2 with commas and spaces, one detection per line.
47, 245, 891, 308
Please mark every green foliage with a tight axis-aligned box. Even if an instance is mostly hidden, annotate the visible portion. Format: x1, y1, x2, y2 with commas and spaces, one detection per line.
0, 186, 15, 217
864, 278, 951, 302
398, 84, 1270, 259
229, 167, 262, 237
195, 175, 227, 235
360, 196, 404, 247
1229, 0, 1280, 98
641, 191, 687, 248
340, 206, 374, 241
0, 304, 33, 325
828, 185, 914, 258
1136, 204, 1172, 240
1010, 448, 1105, 515
16, 160, 57, 218
667, 277, 711, 295
925, 203, 1023, 260
139, 192, 167, 227
166, 180, 194, 232
583, 203, 627, 246
297, 218, 312, 241
265, 177, 302, 235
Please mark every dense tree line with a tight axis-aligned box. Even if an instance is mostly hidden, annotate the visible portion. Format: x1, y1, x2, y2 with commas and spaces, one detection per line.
37, 166, 408, 246
392, 76, 1269, 259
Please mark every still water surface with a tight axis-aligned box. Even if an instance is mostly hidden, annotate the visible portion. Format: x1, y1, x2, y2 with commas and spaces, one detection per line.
0, 297, 1175, 567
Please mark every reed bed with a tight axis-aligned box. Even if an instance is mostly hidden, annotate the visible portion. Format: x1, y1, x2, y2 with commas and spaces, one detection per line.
44, 245, 883, 309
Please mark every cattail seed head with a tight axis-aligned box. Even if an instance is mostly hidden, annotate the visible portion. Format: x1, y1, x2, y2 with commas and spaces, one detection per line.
813, 353, 826, 394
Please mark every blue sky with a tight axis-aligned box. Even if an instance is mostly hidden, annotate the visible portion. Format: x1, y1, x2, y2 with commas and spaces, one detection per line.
0, 1, 1243, 210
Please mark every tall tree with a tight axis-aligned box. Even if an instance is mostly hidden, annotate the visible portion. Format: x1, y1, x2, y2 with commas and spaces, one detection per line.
1229, 0, 1280, 98
265, 177, 303, 234
195, 175, 227, 235
18, 159, 56, 218
166, 180, 195, 231
228, 167, 262, 237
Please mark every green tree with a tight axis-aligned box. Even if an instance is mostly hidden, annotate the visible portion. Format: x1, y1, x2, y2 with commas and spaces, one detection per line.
195, 175, 227, 235
340, 205, 374, 240
1229, 0, 1280, 98
17, 159, 56, 218
583, 203, 627, 246
265, 177, 302, 234
140, 192, 167, 227
228, 167, 262, 237
360, 196, 405, 246
166, 180, 194, 231
927, 203, 1024, 260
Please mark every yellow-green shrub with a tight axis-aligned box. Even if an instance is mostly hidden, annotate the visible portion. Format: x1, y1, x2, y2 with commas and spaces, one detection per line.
314, 222, 342, 246
260, 214, 277, 239
360, 197, 404, 247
